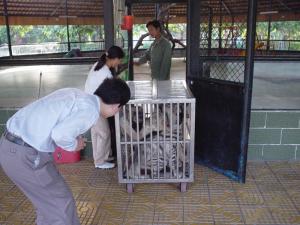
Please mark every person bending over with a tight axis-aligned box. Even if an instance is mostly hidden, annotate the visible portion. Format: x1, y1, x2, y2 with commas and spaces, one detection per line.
0, 78, 130, 225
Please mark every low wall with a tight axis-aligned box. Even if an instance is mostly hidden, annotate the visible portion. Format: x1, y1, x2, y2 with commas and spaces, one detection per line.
1, 109, 299, 161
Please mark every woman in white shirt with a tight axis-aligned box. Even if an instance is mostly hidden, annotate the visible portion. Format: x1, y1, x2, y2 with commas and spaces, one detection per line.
85, 45, 125, 169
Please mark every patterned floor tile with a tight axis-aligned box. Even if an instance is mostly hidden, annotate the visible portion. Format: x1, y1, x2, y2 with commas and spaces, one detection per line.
290, 161, 300, 171
247, 162, 277, 181
92, 198, 129, 221
269, 207, 300, 225
183, 188, 210, 205
267, 161, 294, 172
285, 189, 300, 209
87, 168, 117, 189
207, 176, 233, 189
157, 189, 184, 204
0, 211, 13, 223
234, 188, 265, 206
0, 187, 28, 212
77, 201, 101, 225
276, 172, 300, 182
212, 204, 244, 224
153, 222, 183, 225
0, 184, 14, 200
0, 170, 14, 186
124, 219, 153, 225
102, 188, 131, 204
209, 189, 238, 205
14, 198, 34, 214
90, 218, 124, 225
124, 202, 155, 223
130, 190, 158, 204
75, 188, 106, 202
248, 169, 277, 181
231, 181, 257, 191
4, 212, 36, 225
154, 204, 183, 223
280, 179, 300, 190
0, 160, 300, 224
184, 223, 213, 225
183, 204, 214, 223
64, 175, 92, 187
241, 206, 275, 224
262, 191, 296, 208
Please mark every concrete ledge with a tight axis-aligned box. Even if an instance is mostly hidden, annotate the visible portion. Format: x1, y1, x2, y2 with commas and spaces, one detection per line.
1, 109, 300, 160
249, 110, 300, 160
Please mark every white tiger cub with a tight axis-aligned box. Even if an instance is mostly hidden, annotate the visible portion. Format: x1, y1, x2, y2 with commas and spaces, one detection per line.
132, 133, 186, 179
119, 103, 187, 179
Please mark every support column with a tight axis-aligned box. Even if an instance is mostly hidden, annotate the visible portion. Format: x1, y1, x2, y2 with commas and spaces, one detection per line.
240, 0, 257, 182
218, 0, 223, 50
208, 7, 213, 56
266, 17, 271, 52
3, 0, 12, 58
127, 3, 134, 80
187, 0, 200, 79
65, 0, 71, 51
103, 0, 115, 50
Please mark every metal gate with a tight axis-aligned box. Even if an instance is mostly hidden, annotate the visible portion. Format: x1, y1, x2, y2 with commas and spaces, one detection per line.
187, 0, 256, 182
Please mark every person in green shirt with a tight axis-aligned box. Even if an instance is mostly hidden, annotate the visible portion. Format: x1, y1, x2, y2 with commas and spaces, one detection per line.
135, 19, 172, 80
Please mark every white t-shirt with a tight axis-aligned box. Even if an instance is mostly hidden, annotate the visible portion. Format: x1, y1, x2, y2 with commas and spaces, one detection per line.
84, 63, 112, 94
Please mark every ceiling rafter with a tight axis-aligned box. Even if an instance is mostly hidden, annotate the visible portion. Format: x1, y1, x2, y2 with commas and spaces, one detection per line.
1, 0, 300, 24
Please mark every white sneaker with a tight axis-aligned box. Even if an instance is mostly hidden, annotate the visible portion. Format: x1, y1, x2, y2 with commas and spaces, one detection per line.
95, 162, 115, 169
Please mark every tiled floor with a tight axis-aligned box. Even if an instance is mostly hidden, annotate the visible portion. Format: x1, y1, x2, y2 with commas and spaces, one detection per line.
0, 160, 299, 225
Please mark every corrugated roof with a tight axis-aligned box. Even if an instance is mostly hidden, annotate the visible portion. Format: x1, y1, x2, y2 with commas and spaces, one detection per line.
0, 0, 299, 24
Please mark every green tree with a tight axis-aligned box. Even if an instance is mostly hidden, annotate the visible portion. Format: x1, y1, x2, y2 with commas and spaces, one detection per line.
0, 26, 8, 45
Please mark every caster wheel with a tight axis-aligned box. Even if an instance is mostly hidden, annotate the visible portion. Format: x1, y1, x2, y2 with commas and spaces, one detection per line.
180, 182, 187, 192
127, 183, 134, 193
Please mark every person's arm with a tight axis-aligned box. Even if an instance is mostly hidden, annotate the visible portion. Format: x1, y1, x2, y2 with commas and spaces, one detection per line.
51, 108, 98, 151
137, 46, 151, 65
159, 42, 172, 80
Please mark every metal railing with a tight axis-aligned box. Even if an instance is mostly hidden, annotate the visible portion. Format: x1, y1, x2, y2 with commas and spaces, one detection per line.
1, 38, 299, 58
0, 40, 105, 57
209, 38, 300, 51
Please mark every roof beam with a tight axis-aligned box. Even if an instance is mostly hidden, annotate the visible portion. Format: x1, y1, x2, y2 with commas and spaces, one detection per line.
127, 0, 186, 4
221, 0, 232, 15
50, 0, 65, 16
275, 0, 292, 12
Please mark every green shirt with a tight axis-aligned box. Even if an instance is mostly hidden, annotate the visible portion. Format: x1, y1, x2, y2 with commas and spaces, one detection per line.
139, 36, 172, 80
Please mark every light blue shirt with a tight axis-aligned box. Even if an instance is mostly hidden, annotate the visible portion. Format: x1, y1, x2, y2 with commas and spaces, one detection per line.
6, 88, 100, 152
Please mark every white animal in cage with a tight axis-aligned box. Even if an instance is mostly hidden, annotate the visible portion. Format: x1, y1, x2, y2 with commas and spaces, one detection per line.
119, 103, 184, 141
119, 103, 188, 179
119, 104, 163, 141
134, 132, 185, 179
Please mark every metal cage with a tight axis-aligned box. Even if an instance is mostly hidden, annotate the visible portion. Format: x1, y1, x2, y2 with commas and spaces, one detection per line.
115, 80, 195, 192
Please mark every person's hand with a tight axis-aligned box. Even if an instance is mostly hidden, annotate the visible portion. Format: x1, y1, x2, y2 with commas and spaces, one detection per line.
75, 136, 86, 151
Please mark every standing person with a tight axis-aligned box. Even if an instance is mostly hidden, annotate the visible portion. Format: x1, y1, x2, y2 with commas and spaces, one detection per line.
135, 19, 172, 80
85, 45, 125, 169
0, 78, 130, 225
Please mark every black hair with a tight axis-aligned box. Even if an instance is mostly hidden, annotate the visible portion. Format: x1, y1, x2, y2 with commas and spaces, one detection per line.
94, 78, 130, 107
146, 19, 161, 31
94, 45, 125, 74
